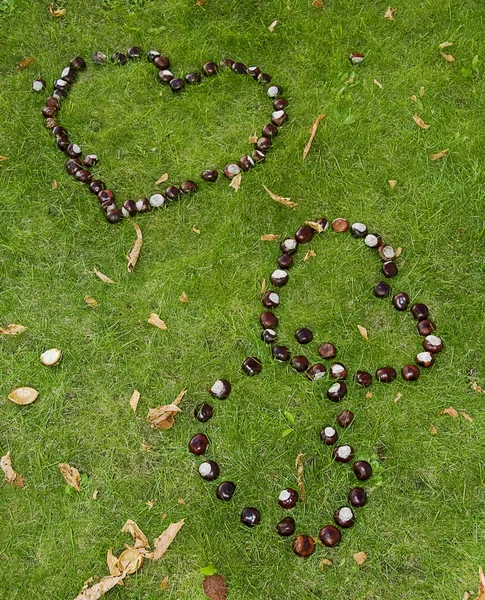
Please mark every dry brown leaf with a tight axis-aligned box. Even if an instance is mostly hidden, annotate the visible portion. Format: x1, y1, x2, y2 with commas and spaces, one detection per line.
203, 574, 228, 600
388, 179, 397, 190
384, 6, 397, 20
395, 247, 402, 257
470, 381, 485, 393
148, 313, 167, 330
179, 291, 189, 303
59, 463, 81, 491
17, 57, 35, 71
353, 551, 367, 565
84, 295, 98, 308
146, 499, 156, 510
441, 406, 458, 418
393, 392, 402, 404
229, 172, 242, 191
121, 520, 150, 549
8, 387, 38, 405
260, 279, 267, 295
321, 558, 332, 566
439, 41, 453, 49
51, 180, 58, 190
177, 498, 185, 505
129, 390, 140, 413
94, 268, 115, 284
295, 453, 306, 502
145, 519, 185, 561
440, 51, 455, 63
93, 489, 99, 500
263, 185, 298, 209
430, 424, 438, 435
302, 113, 325, 160
312, 0, 325, 7
261, 234, 281, 241
304, 220, 324, 232
107, 549, 122, 577
1, 452, 25, 487
478, 566, 485, 600
49, 3, 67, 17
268, 19, 279, 32
74, 572, 128, 600
365, 392, 373, 399
304, 249, 316, 262
147, 403, 182, 429
248, 133, 258, 144
411, 94, 418, 102
155, 173, 168, 185
357, 325, 368, 341
0, 324, 26, 335
161, 513, 168, 520
192, 225, 201, 234
413, 114, 430, 129
195, 0, 205, 5
430, 148, 449, 160
127, 221, 143, 273
419, 86, 425, 97
373, 79, 383, 88
141, 443, 152, 451
460, 411, 473, 423
160, 576, 169, 590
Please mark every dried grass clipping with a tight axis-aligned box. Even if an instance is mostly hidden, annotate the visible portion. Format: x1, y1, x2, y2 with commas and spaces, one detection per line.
430, 148, 449, 160
127, 221, 143, 273
302, 113, 325, 160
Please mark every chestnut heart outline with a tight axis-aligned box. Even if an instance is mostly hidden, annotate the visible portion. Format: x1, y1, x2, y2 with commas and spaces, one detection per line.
41, 50, 288, 223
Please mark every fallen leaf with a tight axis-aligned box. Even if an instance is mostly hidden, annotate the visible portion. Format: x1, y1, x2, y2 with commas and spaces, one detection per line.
129, 390, 140, 413
107, 548, 122, 577
155, 173, 169, 185
295, 453, 306, 502
365, 392, 373, 399
413, 114, 430, 129
430, 424, 438, 435
141, 443, 152, 451
353, 551, 367, 565
0, 324, 26, 335
146, 499, 156, 510
304, 249, 316, 262
388, 179, 397, 190
148, 313, 167, 330
460, 411, 473, 423
268, 19, 279, 32
346, 77, 355, 84
304, 220, 324, 232
203, 574, 228, 600
411, 94, 418, 102
74, 572, 128, 600
161, 513, 167, 520
384, 5, 397, 20
229, 172, 242, 191
373, 79, 383, 88
49, 4, 66, 17
478, 566, 485, 600
419, 86, 425, 97
93, 489, 99, 500
94, 268, 115, 284
8, 387, 39, 405
440, 52, 455, 63
177, 498, 185, 505
174, 389, 187, 404
439, 41, 453, 49
430, 148, 449, 160
470, 381, 485, 393
84, 295, 98, 308
440, 406, 458, 418
260, 279, 267, 294
302, 113, 325, 160
145, 519, 185, 560
1, 452, 25, 487
160, 576, 169, 590
261, 234, 281, 241
51, 180, 58, 190
195, 0, 205, 5
59, 463, 81, 491
263, 185, 298, 209
192, 226, 201, 234
393, 392, 402, 404
127, 221, 143, 273
121, 520, 150, 549
17, 57, 35, 71
395, 247, 402, 257
357, 325, 368, 340
321, 558, 333, 566
248, 133, 258, 144
312, 0, 324, 7
147, 403, 182, 429
179, 291, 189, 303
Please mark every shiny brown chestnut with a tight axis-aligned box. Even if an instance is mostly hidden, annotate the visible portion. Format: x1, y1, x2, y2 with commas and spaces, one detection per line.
185, 72, 201, 84
43, 106, 57, 118
255, 137, 272, 152
271, 110, 287, 127
153, 55, 170, 69
180, 180, 198, 194
320, 426, 338, 445
53, 87, 68, 100
318, 342, 337, 359
267, 85, 282, 98
165, 186, 181, 201
364, 233, 382, 248
348, 487, 367, 507
416, 351, 434, 367
52, 124, 66, 136
330, 363, 347, 380
277, 254, 293, 269
293, 535, 315, 557
66, 158, 83, 175
252, 149, 266, 163
210, 379, 231, 399
273, 98, 288, 111
111, 52, 127, 65
89, 180, 105, 195
337, 410, 354, 428
262, 291, 280, 308
270, 269, 289, 287
260, 311, 278, 329
223, 163, 241, 179
378, 245, 396, 261
238, 155, 255, 171
216, 481, 236, 501
327, 382, 347, 401
258, 72, 272, 84
333, 506, 355, 528
331, 218, 350, 233
354, 371, 372, 387
411, 303, 429, 321
262, 123, 278, 138
382, 261, 398, 278
393, 292, 410, 311
201, 169, 219, 182
158, 70, 174, 83
146, 50, 160, 62
122, 200, 137, 217
350, 222, 368, 238
319, 525, 341, 547
241, 507, 260, 527
242, 356, 262, 376
127, 47, 142, 59
135, 198, 150, 213
57, 135, 70, 151
188, 433, 209, 455
307, 363, 327, 381
202, 61, 218, 76
276, 517, 295, 537
247, 66, 261, 79
295, 328, 313, 344
82, 154, 98, 168
74, 169, 92, 184
199, 460, 219, 481
232, 62, 246, 74
46, 97, 60, 109
220, 58, 235, 69
60, 66, 76, 82
291, 356, 309, 372
417, 319, 436, 336
349, 52, 365, 64
423, 335, 443, 353
194, 403, 213, 422
278, 488, 298, 509
273, 346, 290, 362
333, 445, 354, 463
353, 460, 372, 480
261, 329, 277, 344
295, 225, 315, 244
375, 367, 397, 383
106, 209, 123, 223
66, 143, 82, 158
374, 281, 391, 298
401, 364, 420, 381
280, 238, 298, 255
170, 78, 185, 92
70, 56, 86, 70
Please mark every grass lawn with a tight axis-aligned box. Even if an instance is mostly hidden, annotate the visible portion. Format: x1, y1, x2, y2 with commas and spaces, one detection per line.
1, 0, 485, 598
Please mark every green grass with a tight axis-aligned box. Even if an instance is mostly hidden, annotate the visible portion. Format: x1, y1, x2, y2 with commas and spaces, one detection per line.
1, 0, 485, 598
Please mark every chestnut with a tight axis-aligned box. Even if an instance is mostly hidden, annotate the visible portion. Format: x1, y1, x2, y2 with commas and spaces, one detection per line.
353, 460, 372, 480
417, 319, 436, 336
333, 506, 355, 528
194, 403, 213, 423
293, 535, 315, 557
202, 62, 218, 76
220, 58, 235, 69
199, 460, 220, 481
66, 158, 82, 175
66, 143, 82, 158
319, 525, 341, 547
350, 222, 368, 238
201, 169, 219, 182
70, 56, 86, 70
277, 254, 293, 269
295, 225, 315, 244
241, 507, 260, 527
331, 218, 350, 233
318, 342, 337, 359
273, 98, 288, 111
267, 85, 282, 98
247, 66, 261, 79
43, 106, 57, 118
271, 110, 288, 127
158, 70, 174, 84
46, 117, 58, 128
75, 169, 92, 184
223, 163, 241, 179
392, 292, 410, 311
262, 123, 278, 138
382, 261, 398, 278
149, 193, 166, 208
272, 345, 290, 362
270, 269, 289, 287
61, 66, 76, 82
336, 410, 354, 428
348, 487, 367, 507
320, 426, 338, 445
276, 517, 295, 537
258, 72, 272, 84
122, 200, 137, 217
46, 97, 60, 109
216, 481, 236, 501
327, 382, 347, 401
82, 154, 98, 168
291, 355, 309, 372
349, 53, 365, 65
242, 356, 262, 376
260, 311, 278, 329
375, 367, 397, 383
278, 488, 298, 509
262, 291, 280, 308
423, 335, 443, 353
180, 180, 198, 194
401, 364, 420, 381
280, 238, 298, 255
238, 155, 255, 171
295, 328, 313, 344
416, 351, 434, 367
364, 233, 382, 248
106, 208, 123, 223
188, 433, 209, 455
255, 137, 272, 152
146, 50, 160, 62
333, 445, 354, 463
232, 62, 247, 74
32, 79, 46, 92
57, 135, 70, 151
210, 379, 231, 399
330, 363, 347, 380
374, 281, 391, 298
170, 78, 185, 92
261, 328, 277, 344
111, 52, 127, 65
89, 180, 105, 195
136, 198, 150, 213
92, 51, 107, 64
127, 46, 142, 59
252, 149, 266, 163
165, 186, 181, 201
153, 55, 170, 69
307, 363, 327, 381
378, 245, 396, 261
185, 72, 201, 84
354, 371, 372, 387
411, 303, 429, 321
52, 124, 66, 135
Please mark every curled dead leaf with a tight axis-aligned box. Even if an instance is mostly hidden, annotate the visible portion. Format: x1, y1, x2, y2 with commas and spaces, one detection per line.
304, 220, 324, 233
439, 41, 453, 49
420, 86, 425, 97
440, 406, 458, 418
460, 411, 473, 423
263, 185, 298, 209
155, 173, 168, 185
393, 392, 402, 404
0, 324, 26, 335
0, 155, 8, 162
229, 172, 242, 191
318, 558, 333, 571
430, 424, 438, 435
17, 57, 35, 71
148, 313, 167, 330
93, 489, 99, 500
147, 403, 182, 429
260, 279, 267, 294
413, 114, 430, 129
430, 148, 449, 160
312, 0, 324, 7
179, 291, 189, 303
129, 390, 140, 413
1, 452, 25, 487
8, 387, 38, 405
388, 179, 397, 190
365, 392, 373, 399
440, 51, 455, 63
353, 551, 367, 565
48, 3, 67, 17
304, 249, 316, 262
177, 497, 185, 505
470, 381, 485, 393
192, 225, 201, 234
302, 113, 325, 160
384, 6, 396, 20
357, 325, 368, 340
478, 566, 485, 600
248, 133, 258, 144
411, 94, 418, 102
203, 574, 228, 600
295, 453, 306, 502
121, 520, 150, 549
160, 576, 169, 590
127, 221, 143, 273
59, 462, 81, 491
51, 180, 58, 190
268, 19, 279, 32
40, 348, 62, 366
74, 572, 128, 600
84, 295, 98, 308
261, 234, 281, 241
395, 247, 402, 258
94, 268, 115, 284
144, 519, 185, 561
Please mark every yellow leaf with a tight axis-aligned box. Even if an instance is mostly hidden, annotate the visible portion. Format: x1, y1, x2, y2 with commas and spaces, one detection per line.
144, 520, 185, 561
129, 390, 140, 413
59, 463, 81, 491
160, 576, 169, 590
263, 185, 298, 209
357, 325, 368, 340
92, 489, 99, 500
148, 313, 167, 330
192, 225, 200, 234
179, 291, 189, 303
248, 133, 258, 144
304, 249, 316, 262
51, 180, 58, 189
260, 279, 267, 294
107, 549, 122, 577
393, 392, 402, 404
147, 403, 182, 430
312, 0, 324, 7
365, 392, 373, 399
84, 295, 98, 308
413, 114, 430, 129
94, 267, 115, 284
419, 86, 425, 97
127, 221, 143, 273
229, 172, 242, 191
177, 497, 185, 505
302, 113, 325, 160
0, 324, 26, 335
430, 148, 449, 160
268, 19, 280, 32
1, 452, 25, 487
353, 551, 367, 565
440, 406, 458, 418
470, 381, 485, 393
395, 247, 403, 257
261, 234, 281, 241
384, 7, 397, 21
430, 424, 438, 435
388, 179, 397, 190
478, 566, 485, 600
48, 3, 66, 17
155, 173, 168, 185
440, 51, 455, 63
304, 220, 324, 232
73, 572, 128, 600
411, 94, 418, 102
